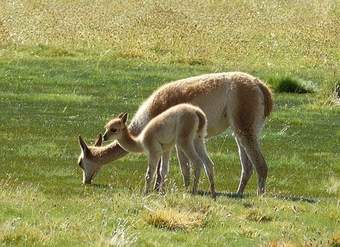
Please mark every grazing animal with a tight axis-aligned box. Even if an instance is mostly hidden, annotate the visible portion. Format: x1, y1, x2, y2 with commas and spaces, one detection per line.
102, 105, 216, 197
77, 72, 273, 195
78, 134, 103, 184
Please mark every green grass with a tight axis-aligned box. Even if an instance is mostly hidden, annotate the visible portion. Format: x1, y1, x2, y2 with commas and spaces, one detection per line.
0, 55, 339, 246
0, 1, 339, 245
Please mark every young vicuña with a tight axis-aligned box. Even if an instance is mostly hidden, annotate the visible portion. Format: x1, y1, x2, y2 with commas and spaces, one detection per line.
102, 104, 216, 197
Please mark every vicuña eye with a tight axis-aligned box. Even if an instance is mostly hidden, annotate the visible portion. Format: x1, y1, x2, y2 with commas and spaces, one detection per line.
111, 128, 117, 133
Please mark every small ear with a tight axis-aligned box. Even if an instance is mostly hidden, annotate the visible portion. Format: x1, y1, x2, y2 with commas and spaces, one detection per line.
121, 112, 128, 124
118, 112, 125, 118
94, 134, 102, 147
78, 136, 89, 155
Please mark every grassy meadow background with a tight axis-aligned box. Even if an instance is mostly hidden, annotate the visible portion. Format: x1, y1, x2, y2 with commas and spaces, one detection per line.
0, 0, 339, 246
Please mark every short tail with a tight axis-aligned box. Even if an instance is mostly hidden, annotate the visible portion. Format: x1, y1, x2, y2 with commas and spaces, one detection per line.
257, 81, 273, 117
196, 109, 208, 138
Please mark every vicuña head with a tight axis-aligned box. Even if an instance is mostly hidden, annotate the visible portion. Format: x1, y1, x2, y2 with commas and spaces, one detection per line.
103, 112, 128, 142
102, 112, 144, 154
77, 134, 103, 184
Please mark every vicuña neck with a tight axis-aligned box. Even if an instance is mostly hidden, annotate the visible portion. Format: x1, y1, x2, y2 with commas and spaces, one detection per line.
92, 142, 128, 165
117, 128, 144, 153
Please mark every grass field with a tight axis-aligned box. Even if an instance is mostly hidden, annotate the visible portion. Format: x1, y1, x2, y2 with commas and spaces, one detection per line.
0, 0, 340, 246
0, 55, 339, 246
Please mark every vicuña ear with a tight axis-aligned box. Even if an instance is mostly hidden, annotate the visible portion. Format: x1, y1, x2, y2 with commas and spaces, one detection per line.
78, 136, 90, 155
118, 112, 125, 118
121, 112, 128, 124
94, 134, 102, 147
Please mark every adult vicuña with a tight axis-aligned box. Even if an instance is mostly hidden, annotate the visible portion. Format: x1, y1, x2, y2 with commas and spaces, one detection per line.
102, 105, 216, 197
77, 72, 273, 195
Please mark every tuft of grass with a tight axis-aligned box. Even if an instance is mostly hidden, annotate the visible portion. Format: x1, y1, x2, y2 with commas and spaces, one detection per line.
102, 220, 137, 247
0, 219, 50, 246
326, 177, 340, 196
269, 76, 316, 94
143, 207, 206, 231
330, 232, 340, 247
264, 241, 299, 247
245, 209, 273, 223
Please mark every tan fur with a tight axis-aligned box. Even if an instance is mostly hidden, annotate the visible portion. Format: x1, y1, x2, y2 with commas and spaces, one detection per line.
257, 81, 273, 117
77, 72, 273, 195
195, 109, 207, 137
148, 76, 224, 118
103, 104, 216, 197
233, 74, 260, 135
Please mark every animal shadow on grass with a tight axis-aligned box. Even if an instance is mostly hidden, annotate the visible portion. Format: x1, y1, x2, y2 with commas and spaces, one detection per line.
270, 194, 318, 204
197, 190, 318, 204
89, 183, 115, 189
83, 185, 318, 204
197, 190, 247, 199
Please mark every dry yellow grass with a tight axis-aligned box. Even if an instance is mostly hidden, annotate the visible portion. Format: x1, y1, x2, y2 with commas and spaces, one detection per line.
0, 219, 50, 246
265, 241, 302, 247
1, 0, 338, 103
143, 207, 206, 231
330, 232, 340, 246
0, 0, 338, 68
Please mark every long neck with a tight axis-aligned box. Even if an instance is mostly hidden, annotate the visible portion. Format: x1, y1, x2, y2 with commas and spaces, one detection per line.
92, 142, 128, 165
117, 128, 144, 153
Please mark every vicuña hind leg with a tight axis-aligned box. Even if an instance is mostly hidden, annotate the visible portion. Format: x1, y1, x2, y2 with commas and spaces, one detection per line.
235, 137, 253, 195
144, 152, 161, 195
194, 138, 216, 198
178, 140, 204, 195
154, 159, 162, 192
155, 147, 190, 192
236, 134, 268, 195
176, 146, 191, 190
158, 150, 171, 193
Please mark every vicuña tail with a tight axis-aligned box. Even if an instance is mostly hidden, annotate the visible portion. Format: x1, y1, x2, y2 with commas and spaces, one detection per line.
257, 81, 273, 117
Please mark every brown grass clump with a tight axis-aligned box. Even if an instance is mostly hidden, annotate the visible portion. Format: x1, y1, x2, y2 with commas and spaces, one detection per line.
0, 219, 49, 246
245, 209, 273, 223
143, 208, 206, 231
329, 232, 340, 247
265, 241, 301, 247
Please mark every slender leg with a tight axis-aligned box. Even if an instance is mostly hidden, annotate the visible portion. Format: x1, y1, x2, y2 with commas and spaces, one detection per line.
194, 138, 216, 198
145, 153, 161, 195
154, 159, 162, 191
178, 139, 204, 195
158, 150, 171, 194
236, 134, 268, 195
235, 137, 254, 195
176, 146, 191, 190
